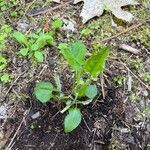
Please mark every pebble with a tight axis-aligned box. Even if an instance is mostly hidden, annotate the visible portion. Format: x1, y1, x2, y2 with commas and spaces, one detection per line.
62, 19, 76, 33
0, 130, 4, 140
16, 22, 30, 32
0, 105, 7, 119
31, 111, 41, 119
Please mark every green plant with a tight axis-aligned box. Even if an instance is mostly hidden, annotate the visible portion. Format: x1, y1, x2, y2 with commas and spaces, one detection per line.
0, 24, 12, 50
0, 73, 13, 83
130, 59, 142, 69
13, 31, 54, 62
34, 41, 110, 132
143, 72, 150, 82
0, 54, 7, 70
113, 75, 124, 85
0, 0, 18, 12
52, 18, 63, 30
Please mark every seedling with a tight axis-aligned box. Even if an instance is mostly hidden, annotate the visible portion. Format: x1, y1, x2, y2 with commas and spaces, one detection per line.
13, 31, 54, 62
143, 72, 150, 82
113, 75, 124, 85
0, 24, 12, 50
52, 18, 63, 30
0, 73, 13, 83
34, 41, 110, 132
0, 54, 7, 70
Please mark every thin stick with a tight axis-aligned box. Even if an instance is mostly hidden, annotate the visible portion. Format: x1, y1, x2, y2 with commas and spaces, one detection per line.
24, 0, 36, 15
27, 1, 72, 17
4, 71, 26, 98
6, 110, 28, 150
101, 22, 147, 43
83, 117, 92, 132
111, 59, 150, 90
100, 75, 105, 99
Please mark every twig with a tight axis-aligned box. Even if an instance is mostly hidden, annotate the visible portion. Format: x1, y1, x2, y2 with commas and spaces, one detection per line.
24, 0, 36, 15
100, 75, 105, 99
27, 1, 72, 17
101, 21, 148, 43
4, 71, 26, 98
111, 59, 150, 91
90, 129, 97, 150
83, 117, 92, 132
119, 44, 141, 54
5, 110, 29, 150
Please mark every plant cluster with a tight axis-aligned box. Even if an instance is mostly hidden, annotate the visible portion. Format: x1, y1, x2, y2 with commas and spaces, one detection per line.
0, 25, 13, 83
34, 41, 110, 132
13, 18, 63, 63
13, 31, 54, 62
0, 0, 24, 18
0, 24, 12, 50
13, 18, 110, 132
0, 54, 13, 83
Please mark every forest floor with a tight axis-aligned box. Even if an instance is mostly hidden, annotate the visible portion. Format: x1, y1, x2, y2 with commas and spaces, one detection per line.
0, 0, 150, 150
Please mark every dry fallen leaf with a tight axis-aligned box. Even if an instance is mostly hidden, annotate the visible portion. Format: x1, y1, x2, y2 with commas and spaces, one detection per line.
74, 0, 138, 23
52, 0, 60, 3
52, 0, 138, 23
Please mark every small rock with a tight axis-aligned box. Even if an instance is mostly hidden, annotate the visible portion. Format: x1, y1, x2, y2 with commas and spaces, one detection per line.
119, 128, 130, 133
0, 105, 7, 119
143, 90, 149, 97
119, 44, 141, 54
62, 19, 76, 33
16, 22, 30, 32
31, 111, 41, 119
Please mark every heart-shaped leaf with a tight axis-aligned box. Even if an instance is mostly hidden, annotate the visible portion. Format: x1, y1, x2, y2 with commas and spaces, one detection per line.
85, 84, 97, 99
64, 108, 82, 133
34, 51, 44, 62
34, 82, 53, 103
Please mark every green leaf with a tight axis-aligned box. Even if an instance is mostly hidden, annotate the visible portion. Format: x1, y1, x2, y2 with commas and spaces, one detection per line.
34, 51, 44, 62
30, 44, 39, 51
34, 82, 53, 103
19, 48, 29, 56
13, 32, 28, 46
64, 108, 82, 133
54, 74, 62, 92
0, 54, 7, 70
0, 73, 12, 83
84, 47, 110, 77
59, 41, 87, 71
52, 18, 63, 29
58, 43, 68, 50
75, 83, 88, 97
35, 33, 54, 49
85, 84, 97, 99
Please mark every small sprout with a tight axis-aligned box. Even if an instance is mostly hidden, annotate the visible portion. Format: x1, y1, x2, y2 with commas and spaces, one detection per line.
52, 18, 63, 30
81, 28, 92, 36
0, 54, 7, 70
143, 72, 150, 82
0, 73, 13, 83
13, 31, 54, 62
34, 51, 44, 62
113, 75, 124, 85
